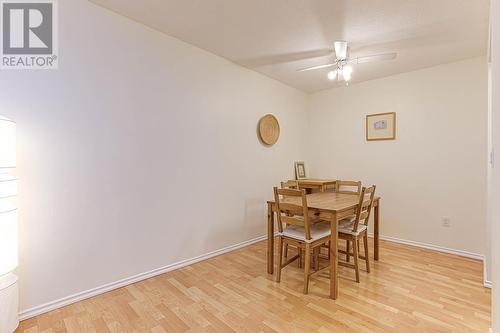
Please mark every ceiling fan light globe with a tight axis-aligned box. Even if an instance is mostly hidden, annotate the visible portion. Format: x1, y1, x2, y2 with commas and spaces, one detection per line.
327, 70, 337, 80
342, 65, 353, 81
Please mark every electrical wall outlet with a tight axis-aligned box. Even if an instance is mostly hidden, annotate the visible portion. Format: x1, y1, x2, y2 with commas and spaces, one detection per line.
442, 216, 451, 227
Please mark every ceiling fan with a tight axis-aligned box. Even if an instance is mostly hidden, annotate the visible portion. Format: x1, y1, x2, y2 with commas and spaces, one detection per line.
298, 41, 397, 85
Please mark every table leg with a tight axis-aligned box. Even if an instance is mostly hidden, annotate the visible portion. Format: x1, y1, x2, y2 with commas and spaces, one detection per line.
374, 202, 380, 261
329, 212, 338, 299
267, 202, 274, 274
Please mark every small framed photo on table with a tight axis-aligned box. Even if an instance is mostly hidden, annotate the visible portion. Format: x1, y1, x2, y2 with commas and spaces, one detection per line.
366, 112, 396, 141
294, 161, 307, 180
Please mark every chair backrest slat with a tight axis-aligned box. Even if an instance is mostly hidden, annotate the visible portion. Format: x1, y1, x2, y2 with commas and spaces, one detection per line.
278, 202, 305, 215
281, 180, 299, 190
358, 211, 369, 221
352, 185, 376, 232
281, 215, 306, 226
273, 187, 311, 240
277, 188, 302, 197
335, 180, 362, 195
361, 198, 372, 209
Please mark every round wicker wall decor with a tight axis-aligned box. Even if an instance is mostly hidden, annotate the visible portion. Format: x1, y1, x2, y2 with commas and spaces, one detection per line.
258, 114, 280, 146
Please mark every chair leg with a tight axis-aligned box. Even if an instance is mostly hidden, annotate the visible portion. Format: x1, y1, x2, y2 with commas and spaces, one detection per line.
313, 247, 320, 271
353, 237, 360, 283
311, 247, 315, 270
276, 237, 284, 283
346, 240, 350, 262
298, 248, 303, 268
284, 244, 289, 259
303, 243, 311, 294
364, 233, 370, 273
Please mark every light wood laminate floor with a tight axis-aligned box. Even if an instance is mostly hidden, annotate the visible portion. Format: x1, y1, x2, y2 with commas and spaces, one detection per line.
16, 239, 491, 333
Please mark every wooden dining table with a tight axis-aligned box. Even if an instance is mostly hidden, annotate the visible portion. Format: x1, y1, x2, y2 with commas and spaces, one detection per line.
266, 192, 381, 299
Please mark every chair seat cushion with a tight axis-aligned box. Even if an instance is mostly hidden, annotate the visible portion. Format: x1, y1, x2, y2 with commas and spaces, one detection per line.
279, 222, 331, 243
338, 219, 367, 236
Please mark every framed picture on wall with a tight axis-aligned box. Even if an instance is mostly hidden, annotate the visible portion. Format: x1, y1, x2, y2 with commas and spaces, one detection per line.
366, 112, 396, 141
294, 161, 307, 179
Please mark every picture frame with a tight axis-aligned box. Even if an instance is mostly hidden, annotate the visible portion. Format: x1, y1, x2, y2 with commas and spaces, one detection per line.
366, 112, 396, 141
294, 161, 307, 180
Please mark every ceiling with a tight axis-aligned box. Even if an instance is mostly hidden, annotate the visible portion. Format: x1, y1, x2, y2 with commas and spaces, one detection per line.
89, 0, 490, 93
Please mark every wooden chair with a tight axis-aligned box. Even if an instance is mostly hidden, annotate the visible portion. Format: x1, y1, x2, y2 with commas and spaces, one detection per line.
338, 185, 376, 282
281, 180, 323, 265
335, 180, 362, 195
321, 180, 362, 256
274, 187, 331, 294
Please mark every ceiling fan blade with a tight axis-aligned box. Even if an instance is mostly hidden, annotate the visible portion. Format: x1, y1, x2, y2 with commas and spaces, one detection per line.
236, 48, 333, 68
350, 52, 397, 64
334, 41, 348, 60
297, 62, 337, 72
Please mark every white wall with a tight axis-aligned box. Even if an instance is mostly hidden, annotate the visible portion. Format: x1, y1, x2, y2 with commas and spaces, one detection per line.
0, 0, 308, 312
490, 0, 500, 330
307, 57, 488, 256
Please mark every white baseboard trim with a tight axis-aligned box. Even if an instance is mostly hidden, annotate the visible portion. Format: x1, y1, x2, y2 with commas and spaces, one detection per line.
368, 233, 492, 289
368, 233, 484, 261
483, 260, 492, 289
18, 234, 268, 321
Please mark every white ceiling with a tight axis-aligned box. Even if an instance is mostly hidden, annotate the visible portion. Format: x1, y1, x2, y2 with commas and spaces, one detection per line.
89, 0, 490, 93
